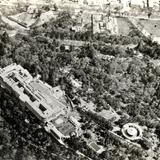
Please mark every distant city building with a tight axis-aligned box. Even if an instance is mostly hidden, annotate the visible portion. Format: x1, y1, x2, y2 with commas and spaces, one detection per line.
69, 0, 78, 2
62, 0, 117, 8
122, 0, 160, 8
0, 64, 80, 144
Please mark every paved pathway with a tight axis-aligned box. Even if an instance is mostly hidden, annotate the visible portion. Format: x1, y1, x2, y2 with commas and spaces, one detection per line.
1, 15, 28, 30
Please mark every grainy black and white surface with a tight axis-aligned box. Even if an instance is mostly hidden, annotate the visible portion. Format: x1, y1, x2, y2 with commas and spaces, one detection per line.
0, 0, 160, 160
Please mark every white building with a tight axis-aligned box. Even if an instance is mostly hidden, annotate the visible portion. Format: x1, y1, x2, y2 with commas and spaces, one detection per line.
27, 5, 39, 14
62, 0, 112, 8
0, 64, 80, 144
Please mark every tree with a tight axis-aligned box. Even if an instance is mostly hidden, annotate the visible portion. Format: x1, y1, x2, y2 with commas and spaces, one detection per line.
83, 132, 91, 139
138, 139, 151, 150
53, 4, 58, 11
57, 11, 72, 28
0, 42, 6, 56
1, 31, 10, 44
155, 124, 160, 139
135, 40, 143, 51
146, 0, 149, 9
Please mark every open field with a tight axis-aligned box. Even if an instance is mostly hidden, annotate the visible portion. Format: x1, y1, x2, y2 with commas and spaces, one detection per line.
116, 17, 133, 35
139, 19, 160, 37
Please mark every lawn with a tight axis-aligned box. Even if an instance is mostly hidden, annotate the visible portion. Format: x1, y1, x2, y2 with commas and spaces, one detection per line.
139, 19, 160, 37
116, 17, 133, 35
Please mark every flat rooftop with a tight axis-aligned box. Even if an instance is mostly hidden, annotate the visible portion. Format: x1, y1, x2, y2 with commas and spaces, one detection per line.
0, 64, 66, 119
29, 80, 66, 116
0, 64, 79, 141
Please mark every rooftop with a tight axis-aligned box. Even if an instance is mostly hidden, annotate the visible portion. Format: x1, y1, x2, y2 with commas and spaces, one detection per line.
0, 64, 79, 142
1, 68, 65, 120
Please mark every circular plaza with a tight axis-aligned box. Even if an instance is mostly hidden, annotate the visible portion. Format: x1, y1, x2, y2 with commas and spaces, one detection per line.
122, 123, 143, 140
